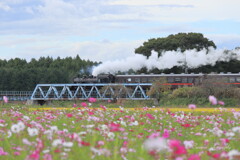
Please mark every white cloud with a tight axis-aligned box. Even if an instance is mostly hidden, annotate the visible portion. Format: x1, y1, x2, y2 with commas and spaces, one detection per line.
1, 0, 240, 36
208, 34, 240, 49
72, 40, 143, 62
109, 0, 240, 22
109, 0, 193, 6
0, 0, 240, 62
0, 2, 11, 11
0, 35, 142, 62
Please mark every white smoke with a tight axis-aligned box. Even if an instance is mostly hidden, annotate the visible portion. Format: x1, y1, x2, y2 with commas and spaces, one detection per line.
92, 47, 240, 76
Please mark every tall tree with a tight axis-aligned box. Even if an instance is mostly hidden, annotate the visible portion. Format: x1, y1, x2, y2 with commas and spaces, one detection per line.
135, 33, 216, 58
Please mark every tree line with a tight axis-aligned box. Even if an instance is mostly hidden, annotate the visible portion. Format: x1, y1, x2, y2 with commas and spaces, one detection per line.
0, 55, 98, 91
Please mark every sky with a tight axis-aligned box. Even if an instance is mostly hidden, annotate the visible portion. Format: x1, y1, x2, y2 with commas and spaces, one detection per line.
0, 0, 240, 62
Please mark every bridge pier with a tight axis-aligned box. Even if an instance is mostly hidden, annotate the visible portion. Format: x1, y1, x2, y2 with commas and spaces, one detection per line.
26, 100, 52, 105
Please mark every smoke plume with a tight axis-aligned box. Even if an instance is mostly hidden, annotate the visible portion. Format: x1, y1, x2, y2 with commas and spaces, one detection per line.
92, 47, 240, 76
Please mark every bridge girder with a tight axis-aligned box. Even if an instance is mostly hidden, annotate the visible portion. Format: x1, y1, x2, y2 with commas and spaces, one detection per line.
30, 83, 152, 100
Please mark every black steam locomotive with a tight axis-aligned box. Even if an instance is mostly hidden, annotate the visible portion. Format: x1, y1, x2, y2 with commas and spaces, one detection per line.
73, 73, 240, 86
73, 74, 115, 84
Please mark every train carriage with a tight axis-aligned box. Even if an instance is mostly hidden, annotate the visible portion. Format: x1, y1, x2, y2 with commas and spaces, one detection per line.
73, 73, 240, 87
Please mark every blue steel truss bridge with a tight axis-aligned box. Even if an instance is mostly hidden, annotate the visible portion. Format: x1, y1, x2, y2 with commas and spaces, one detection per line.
31, 83, 152, 101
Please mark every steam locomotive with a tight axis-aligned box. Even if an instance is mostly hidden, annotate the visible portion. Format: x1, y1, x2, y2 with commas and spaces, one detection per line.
73, 73, 240, 86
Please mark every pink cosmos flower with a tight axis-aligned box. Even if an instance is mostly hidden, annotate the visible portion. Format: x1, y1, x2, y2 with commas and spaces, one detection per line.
88, 111, 94, 115
100, 105, 107, 110
81, 102, 88, 107
73, 104, 77, 107
220, 138, 229, 146
188, 104, 196, 109
146, 113, 155, 120
168, 139, 187, 155
204, 140, 209, 145
209, 95, 217, 105
66, 113, 73, 118
188, 154, 201, 160
29, 150, 40, 160
14, 152, 21, 156
148, 132, 160, 139
88, 97, 97, 103
22, 138, 32, 146
3, 96, 8, 103
43, 154, 52, 160
162, 129, 170, 138
109, 122, 121, 132
0, 147, 8, 155
218, 101, 225, 105
98, 141, 105, 146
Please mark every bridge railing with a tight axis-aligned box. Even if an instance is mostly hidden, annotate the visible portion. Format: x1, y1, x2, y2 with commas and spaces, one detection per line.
31, 83, 152, 100
0, 91, 33, 101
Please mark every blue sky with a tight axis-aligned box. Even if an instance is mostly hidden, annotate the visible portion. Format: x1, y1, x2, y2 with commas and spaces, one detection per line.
0, 0, 240, 62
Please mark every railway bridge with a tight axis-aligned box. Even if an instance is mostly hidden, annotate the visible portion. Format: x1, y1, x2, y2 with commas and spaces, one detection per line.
0, 83, 152, 104
30, 83, 152, 101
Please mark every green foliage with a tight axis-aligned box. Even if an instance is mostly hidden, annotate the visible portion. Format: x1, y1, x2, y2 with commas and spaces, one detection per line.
135, 32, 216, 58
170, 87, 204, 98
0, 55, 98, 91
232, 88, 240, 99
147, 78, 171, 101
199, 76, 234, 98
160, 97, 208, 106
189, 59, 240, 73
169, 77, 236, 99
159, 97, 238, 107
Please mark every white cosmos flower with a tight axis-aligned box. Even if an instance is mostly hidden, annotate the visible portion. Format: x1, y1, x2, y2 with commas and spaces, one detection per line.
213, 128, 223, 137
225, 132, 235, 137
11, 124, 20, 133
0, 123, 7, 127
7, 130, 12, 138
17, 121, 25, 131
42, 150, 50, 154
52, 139, 62, 147
23, 116, 30, 121
120, 121, 126, 126
232, 127, 240, 132
228, 150, 240, 160
50, 126, 58, 132
64, 148, 71, 152
107, 132, 115, 139
22, 138, 32, 146
100, 125, 108, 130
27, 127, 39, 136
63, 142, 73, 147
183, 140, 194, 149
86, 125, 94, 128
78, 131, 87, 136
143, 137, 168, 152
130, 121, 139, 126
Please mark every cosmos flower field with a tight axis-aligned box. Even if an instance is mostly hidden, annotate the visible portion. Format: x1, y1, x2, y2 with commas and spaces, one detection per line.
1, 99, 240, 160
